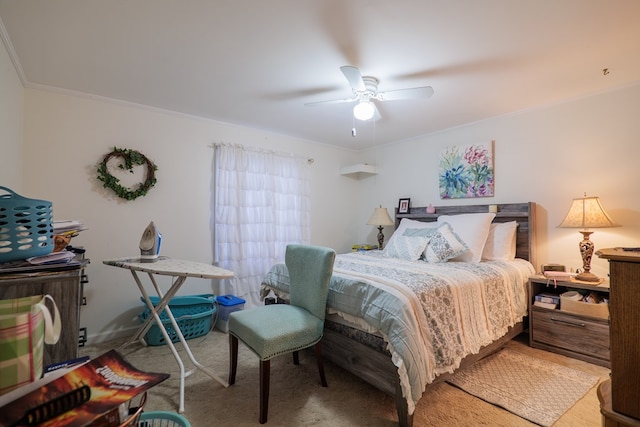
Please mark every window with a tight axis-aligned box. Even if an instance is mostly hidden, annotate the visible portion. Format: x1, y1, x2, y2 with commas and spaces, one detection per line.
213, 144, 310, 306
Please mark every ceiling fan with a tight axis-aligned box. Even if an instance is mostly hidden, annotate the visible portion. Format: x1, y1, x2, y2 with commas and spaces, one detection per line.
304, 66, 434, 121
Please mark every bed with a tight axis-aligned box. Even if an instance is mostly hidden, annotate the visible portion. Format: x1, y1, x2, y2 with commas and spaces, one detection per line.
261, 202, 536, 426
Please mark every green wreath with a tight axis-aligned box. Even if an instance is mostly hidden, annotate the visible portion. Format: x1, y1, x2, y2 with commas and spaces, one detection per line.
97, 147, 158, 200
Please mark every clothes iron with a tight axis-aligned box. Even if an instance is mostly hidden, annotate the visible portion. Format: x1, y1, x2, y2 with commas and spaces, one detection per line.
139, 221, 162, 262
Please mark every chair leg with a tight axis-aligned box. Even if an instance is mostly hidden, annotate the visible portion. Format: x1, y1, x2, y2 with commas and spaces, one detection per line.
229, 334, 238, 385
314, 341, 328, 387
292, 350, 299, 365
260, 359, 270, 424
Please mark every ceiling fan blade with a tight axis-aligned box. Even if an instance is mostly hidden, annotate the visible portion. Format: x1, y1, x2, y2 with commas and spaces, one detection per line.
340, 65, 366, 91
377, 86, 434, 101
304, 97, 357, 107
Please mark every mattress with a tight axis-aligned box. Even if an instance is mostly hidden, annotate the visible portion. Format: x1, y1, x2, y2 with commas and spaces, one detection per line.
261, 250, 535, 414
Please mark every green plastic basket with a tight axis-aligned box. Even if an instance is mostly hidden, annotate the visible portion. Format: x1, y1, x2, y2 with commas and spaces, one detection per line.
0, 186, 54, 263
138, 294, 218, 346
138, 411, 191, 427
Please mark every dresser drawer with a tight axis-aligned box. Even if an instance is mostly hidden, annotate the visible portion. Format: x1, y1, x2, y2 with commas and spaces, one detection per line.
531, 307, 610, 362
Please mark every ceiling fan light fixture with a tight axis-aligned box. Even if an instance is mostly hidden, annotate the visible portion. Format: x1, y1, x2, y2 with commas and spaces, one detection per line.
353, 101, 375, 121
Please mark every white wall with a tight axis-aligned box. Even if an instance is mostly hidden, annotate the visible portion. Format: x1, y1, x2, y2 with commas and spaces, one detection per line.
355, 83, 640, 279
23, 89, 360, 342
15, 67, 640, 343
0, 34, 23, 190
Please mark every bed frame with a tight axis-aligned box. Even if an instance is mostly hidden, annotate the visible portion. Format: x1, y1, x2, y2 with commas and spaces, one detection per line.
321, 202, 536, 427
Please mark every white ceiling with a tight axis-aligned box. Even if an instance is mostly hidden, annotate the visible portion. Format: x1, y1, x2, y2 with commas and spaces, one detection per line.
1, 1, 639, 150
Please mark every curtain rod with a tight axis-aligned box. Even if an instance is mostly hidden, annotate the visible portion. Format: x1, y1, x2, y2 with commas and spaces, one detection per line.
211, 142, 314, 164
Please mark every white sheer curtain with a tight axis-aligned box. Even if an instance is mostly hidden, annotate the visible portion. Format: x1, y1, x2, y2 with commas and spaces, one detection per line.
212, 143, 311, 307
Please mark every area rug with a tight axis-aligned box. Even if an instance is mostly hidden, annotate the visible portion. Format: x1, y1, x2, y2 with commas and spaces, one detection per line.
446, 348, 599, 426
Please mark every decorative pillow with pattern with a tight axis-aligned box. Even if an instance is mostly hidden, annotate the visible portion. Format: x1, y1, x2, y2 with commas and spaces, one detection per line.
382, 230, 431, 261
424, 222, 469, 263
384, 218, 437, 251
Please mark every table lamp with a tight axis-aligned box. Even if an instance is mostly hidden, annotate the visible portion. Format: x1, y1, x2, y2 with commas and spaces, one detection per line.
367, 206, 394, 249
558, 194, 617, 282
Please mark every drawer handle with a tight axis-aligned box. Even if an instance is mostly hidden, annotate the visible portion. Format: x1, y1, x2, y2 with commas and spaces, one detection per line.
550, 316, 585, 328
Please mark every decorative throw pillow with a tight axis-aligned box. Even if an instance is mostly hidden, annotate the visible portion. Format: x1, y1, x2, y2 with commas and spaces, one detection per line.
437, 213, 495, 262
382, 232, 431, 261
384, 218, 437, 252
424, 222, 469, 263
482, 221, 518, 261
403, 227, 438, 238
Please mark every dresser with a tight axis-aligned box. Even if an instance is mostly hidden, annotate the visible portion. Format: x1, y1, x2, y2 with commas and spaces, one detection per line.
0, 262, 88, 367
596, 248, 640, 423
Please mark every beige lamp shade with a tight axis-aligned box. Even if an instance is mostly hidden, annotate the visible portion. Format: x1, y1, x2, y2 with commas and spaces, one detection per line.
367, 207, 394, 226
558, 196, 617, 229
559, 195, 617, 283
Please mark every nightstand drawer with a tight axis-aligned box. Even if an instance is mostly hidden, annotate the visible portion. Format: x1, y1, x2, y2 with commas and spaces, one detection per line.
531, 308, 610, 361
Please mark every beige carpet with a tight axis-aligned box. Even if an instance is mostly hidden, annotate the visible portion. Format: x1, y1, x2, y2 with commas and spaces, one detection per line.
446, 348, 599, 426
80, 332, 609, 426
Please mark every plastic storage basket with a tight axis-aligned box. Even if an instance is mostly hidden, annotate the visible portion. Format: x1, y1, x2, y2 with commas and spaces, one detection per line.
0, 186, 54, 263
137, 411, 191, 427
138, 294, 218, 346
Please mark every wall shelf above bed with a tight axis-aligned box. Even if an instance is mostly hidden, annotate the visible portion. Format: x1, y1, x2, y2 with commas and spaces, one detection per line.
340, 163, 378, 177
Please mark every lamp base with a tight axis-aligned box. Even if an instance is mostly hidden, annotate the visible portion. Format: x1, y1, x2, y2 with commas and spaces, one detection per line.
377, 226, 385, 249
575, 271, 601, 283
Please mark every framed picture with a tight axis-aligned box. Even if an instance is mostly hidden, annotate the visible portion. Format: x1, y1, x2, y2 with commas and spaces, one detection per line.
439, 141, 494, 199
398, 198, 410, 214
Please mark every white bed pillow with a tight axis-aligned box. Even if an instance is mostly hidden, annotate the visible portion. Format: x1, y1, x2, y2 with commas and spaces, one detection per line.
437, 212, 495, 262
423, 222, 468, 263
384, 218, 437, 252
482, 221, 518, 261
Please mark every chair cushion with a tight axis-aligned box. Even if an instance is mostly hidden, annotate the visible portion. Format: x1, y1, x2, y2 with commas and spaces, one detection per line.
229, 304, 324, 360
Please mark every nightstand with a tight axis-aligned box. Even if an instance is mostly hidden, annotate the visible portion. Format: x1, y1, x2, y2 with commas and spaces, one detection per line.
528, 275, 610, 367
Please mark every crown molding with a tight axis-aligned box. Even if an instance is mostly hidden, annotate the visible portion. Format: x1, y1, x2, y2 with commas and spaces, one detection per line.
0, 15, 26, 86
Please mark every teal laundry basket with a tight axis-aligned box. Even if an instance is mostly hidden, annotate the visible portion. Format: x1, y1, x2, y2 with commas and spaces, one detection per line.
138, 411, 191, 427
138, 294, 218, 346
0, 186, 54, 263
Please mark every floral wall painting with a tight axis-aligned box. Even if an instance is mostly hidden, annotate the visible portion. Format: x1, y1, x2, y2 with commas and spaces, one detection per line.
439, 142, 494, 199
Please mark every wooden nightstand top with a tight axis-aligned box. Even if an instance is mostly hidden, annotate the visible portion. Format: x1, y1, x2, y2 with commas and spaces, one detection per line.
530, 274, 610, 290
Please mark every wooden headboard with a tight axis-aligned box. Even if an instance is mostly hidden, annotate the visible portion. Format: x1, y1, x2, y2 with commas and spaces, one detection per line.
395, 202, 536, 266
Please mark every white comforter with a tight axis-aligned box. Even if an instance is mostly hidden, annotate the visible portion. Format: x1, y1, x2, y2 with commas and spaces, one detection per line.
261, 251, 535, 415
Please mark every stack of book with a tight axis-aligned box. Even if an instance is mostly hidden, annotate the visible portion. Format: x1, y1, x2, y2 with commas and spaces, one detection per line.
534, 292, 560, 309
352, 244, 378, 252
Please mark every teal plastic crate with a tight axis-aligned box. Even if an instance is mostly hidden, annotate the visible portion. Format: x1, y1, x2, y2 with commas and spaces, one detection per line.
138, 294, 218, 346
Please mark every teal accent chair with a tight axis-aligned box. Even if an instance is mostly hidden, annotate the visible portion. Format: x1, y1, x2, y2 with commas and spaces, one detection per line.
228, 244, 336, 424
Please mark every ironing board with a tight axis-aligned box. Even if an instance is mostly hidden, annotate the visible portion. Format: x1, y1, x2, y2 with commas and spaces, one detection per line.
103, 256, 234, 413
